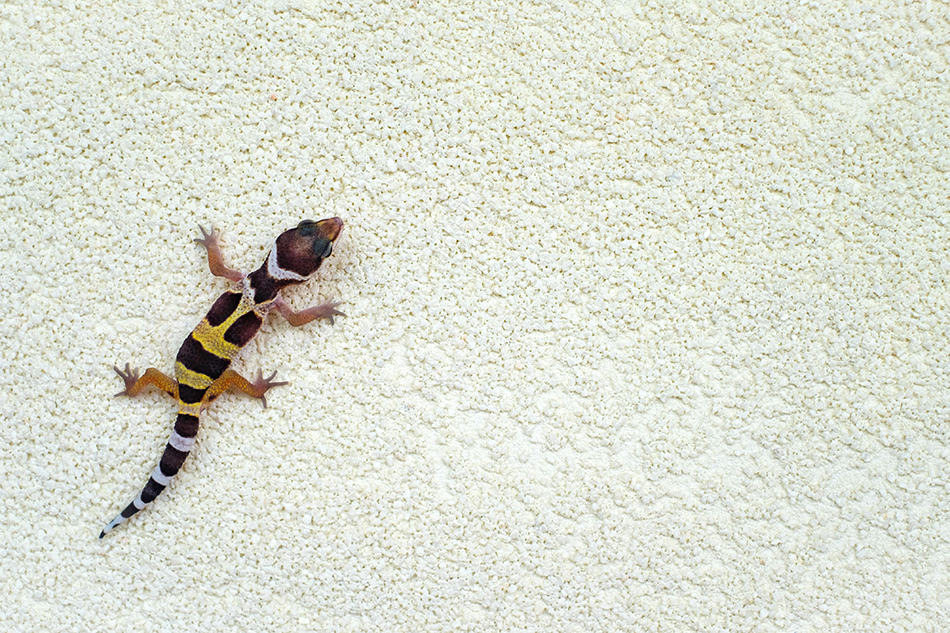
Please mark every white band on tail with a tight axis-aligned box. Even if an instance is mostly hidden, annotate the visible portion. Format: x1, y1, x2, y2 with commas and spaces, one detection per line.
150, 465, 172, 486
168, 431, 196, 453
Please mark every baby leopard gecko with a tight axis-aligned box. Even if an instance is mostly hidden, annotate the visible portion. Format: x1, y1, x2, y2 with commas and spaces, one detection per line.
100, 218, 344, 538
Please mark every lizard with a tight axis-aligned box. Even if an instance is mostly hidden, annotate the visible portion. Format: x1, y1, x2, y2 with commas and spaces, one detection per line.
99, 217, 344, 538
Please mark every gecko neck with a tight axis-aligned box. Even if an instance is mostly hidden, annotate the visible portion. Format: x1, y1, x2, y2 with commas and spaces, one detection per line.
247, 264, 298, 304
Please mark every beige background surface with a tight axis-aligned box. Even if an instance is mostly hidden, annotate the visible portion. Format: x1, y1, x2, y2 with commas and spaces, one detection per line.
1, 1, 947, 631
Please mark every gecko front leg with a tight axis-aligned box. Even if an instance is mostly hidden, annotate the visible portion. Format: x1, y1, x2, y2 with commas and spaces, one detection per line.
194, 226, 244, 282
273, 296, 345, 326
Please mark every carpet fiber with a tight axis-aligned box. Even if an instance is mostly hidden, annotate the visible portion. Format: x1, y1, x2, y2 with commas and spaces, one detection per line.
1, 1, 947, 631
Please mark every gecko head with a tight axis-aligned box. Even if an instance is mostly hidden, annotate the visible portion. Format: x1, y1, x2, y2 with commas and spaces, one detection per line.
270, 217, 343, 280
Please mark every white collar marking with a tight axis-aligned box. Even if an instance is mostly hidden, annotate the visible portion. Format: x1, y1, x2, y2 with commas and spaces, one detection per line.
267, 241, 308, 281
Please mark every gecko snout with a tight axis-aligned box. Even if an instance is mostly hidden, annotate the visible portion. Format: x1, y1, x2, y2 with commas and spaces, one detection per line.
321, 217, 343, 241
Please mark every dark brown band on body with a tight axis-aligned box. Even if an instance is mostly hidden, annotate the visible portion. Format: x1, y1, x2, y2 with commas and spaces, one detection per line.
176, 335, 230, 379
248, 267, 292, 303
206, 291, 242, 326
177, 384, 206, 404
120, 502, 139, 518
223, 312, 262, 346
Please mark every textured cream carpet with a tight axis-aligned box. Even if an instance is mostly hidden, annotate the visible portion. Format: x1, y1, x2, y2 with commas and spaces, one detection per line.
1, 1, 947, 631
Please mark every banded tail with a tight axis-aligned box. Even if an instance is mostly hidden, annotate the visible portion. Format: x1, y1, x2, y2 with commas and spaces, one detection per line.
99, 410, 201, 538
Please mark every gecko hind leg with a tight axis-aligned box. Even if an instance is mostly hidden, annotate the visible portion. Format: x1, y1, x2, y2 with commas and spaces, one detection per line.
113, 364, 178, 399
203, 369, 289, 409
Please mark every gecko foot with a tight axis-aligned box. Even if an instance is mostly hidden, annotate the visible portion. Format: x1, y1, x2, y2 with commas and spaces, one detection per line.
193, 225, 221, 251
308, 301, 346, 325
252, 369, 289, 409
113, 363, 141, 397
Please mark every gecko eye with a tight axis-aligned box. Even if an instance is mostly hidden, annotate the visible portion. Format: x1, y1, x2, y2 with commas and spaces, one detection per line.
297, 220, 317, 236
313, 238, 332, 258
